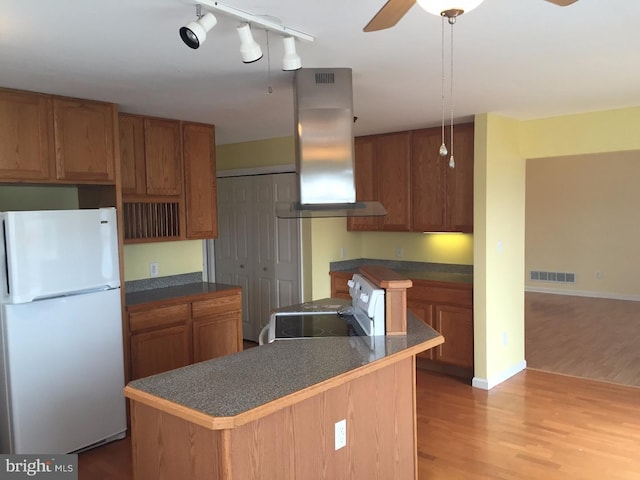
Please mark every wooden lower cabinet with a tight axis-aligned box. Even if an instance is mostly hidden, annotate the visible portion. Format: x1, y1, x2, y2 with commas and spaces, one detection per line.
407, 280, 473, 375
329, 271, 352, 300
130, 325, 191, 380
127, 289, 242, 380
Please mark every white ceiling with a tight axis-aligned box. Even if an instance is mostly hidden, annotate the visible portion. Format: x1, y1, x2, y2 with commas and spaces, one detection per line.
1, 0, 639, 145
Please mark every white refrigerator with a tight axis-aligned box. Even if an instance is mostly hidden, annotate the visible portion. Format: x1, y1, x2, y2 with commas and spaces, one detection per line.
0, 208, 126, 454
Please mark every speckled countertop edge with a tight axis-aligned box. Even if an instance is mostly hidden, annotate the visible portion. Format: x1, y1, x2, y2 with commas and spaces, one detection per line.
126, 311, 440, 422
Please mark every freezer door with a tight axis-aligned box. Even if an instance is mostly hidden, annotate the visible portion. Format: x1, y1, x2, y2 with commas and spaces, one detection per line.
0, 288, 126, 454
0, 208, 120, 303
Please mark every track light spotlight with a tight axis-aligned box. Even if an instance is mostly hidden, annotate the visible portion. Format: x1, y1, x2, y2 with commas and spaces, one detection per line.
180, 7, 217, 49
237, 23, 263, 63
281, 36, 301, 71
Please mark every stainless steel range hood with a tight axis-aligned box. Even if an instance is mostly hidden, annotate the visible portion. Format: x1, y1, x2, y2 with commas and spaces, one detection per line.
276, 68, 386, 219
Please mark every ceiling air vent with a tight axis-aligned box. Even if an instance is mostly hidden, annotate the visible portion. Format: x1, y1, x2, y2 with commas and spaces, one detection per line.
315, 72, 335, 84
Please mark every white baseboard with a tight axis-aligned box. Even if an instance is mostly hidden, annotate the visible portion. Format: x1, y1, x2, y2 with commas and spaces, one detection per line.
472, 360, 527, 390
525, 286, 640, 302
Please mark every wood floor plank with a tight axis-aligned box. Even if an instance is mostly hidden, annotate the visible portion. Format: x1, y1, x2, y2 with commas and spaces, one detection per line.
526, 292, 640, 387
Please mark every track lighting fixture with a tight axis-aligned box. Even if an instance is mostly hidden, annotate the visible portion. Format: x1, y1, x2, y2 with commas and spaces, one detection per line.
237, 23, 263, 63
179, 5, 217, 49
281, 37, 301, 71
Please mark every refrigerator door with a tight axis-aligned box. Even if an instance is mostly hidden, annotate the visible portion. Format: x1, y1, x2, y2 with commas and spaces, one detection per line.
0, 288, 126, 454
0, 208, 120, 304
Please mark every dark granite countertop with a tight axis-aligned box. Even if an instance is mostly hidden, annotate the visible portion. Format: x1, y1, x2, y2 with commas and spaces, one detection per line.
125, 282, 240, 308
125, 304, 442, 424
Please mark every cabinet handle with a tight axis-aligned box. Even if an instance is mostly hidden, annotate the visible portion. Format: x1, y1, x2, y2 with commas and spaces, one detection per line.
240, 264, 245, 268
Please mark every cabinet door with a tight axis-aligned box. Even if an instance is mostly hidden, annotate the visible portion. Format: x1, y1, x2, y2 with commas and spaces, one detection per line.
183, 122, 217, 239
130, 325, 191, 380
192, 293, 242, 362
377, 131, 411, 231
144, 118, 182, 195
53, 97, 116, 183
411, 127, 447, 232
119, 114, 146, 195
407, 300, 435, 360
433, 304, 474, 368
0, 90, 54, 181
447, 123, 474, 232
330, 271, 352, 300
347, 135, 379, 231
193, 311, 241, 362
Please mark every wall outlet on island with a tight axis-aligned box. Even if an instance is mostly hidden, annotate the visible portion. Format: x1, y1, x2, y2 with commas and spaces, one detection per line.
335, 419, 346, 450
150, 262, 159, 277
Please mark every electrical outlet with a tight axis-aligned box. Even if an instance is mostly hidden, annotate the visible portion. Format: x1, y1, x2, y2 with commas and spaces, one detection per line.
335, 419, 346, 450
340, 247, 347, 259
502, 331, 508, 346
150, 262, 159, 277
395, 246, 403, 258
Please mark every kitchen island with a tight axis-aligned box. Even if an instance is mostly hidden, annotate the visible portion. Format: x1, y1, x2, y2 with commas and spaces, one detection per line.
124, 305, 443, 480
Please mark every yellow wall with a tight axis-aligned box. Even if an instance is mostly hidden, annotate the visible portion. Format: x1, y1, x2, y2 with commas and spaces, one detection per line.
472, 105, 640, 388
123, 240, 203, 281
217, 136, 295, 171
473, 114, 526, 387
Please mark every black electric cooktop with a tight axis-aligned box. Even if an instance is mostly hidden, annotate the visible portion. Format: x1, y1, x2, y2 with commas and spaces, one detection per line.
273, 313, 366, 339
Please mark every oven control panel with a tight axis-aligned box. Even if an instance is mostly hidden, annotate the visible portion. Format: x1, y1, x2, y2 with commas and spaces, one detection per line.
348, 274, 385, 336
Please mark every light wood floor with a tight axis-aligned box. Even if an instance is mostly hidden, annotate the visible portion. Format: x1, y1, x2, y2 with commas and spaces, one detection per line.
78, 368, 640, 479
525, 292, 640, 387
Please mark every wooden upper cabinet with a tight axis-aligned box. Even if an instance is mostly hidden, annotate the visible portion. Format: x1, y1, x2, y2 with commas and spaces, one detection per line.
412, 123, 474, 232
183, 122, 218, 239
377, 131, 411, 231
143, 117, 182, 196
119, 114, 146, 195
53, 97, 116, 183
411, 127, 448, 231
447, 123, 474, 232
0, 89, 54, 181
347, 135, 379, 231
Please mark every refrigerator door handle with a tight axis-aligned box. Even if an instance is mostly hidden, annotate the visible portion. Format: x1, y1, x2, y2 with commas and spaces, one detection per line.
32, 286, 117, 302
1, 220, 9, 299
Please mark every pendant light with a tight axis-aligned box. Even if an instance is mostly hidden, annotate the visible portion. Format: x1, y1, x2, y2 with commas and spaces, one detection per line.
417, 0, 485, 168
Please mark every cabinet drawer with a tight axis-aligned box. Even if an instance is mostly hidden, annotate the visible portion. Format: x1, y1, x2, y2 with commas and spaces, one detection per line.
407, 284, 472, 307
129, 303, 190, 333
192, 292, 241, 319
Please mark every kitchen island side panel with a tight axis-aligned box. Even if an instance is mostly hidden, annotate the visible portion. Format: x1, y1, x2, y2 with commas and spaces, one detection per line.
129, 356, 416, 479
229, 356, 416, 479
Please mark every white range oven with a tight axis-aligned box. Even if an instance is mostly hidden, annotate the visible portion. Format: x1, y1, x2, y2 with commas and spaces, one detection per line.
260, 273, 385, 345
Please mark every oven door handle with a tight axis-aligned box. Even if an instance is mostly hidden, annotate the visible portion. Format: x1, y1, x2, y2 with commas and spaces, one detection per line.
258, 324, 270, 345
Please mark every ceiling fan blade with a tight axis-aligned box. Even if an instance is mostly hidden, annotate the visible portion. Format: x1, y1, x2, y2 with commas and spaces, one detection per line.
543, 0, 579, 6
364, 0, 416, 32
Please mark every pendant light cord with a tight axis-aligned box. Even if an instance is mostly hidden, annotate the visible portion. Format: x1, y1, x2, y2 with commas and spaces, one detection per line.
266, 30, 273, 94
449, 18, 455, 169
441, 15, 446, 151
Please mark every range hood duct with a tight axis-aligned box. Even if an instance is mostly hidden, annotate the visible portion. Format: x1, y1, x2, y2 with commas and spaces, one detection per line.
276, 68, 386, 219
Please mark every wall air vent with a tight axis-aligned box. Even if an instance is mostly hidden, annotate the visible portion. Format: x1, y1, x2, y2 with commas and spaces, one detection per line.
315, 72, 335, 84
530, 271, 576, 284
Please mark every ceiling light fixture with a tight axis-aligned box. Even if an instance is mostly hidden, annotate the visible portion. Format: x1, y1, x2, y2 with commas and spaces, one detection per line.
282, 37, 302, 71
418, 0, 485, 168
180, 5, 218, 49
237, 23, 263, 63
416, 0, 485, 17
